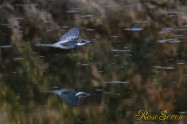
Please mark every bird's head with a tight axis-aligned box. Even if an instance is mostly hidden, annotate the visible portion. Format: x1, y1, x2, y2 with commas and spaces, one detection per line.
77, 39, 92, 46
75, 92, 91, 98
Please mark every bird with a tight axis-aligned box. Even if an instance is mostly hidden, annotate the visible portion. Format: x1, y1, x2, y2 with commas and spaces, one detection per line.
36, 27, 92, 49
48, 88, 92, 106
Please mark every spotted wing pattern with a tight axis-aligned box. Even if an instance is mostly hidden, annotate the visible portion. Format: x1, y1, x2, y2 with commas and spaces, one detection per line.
58, 27, 79, 43
60, 38, 78, 49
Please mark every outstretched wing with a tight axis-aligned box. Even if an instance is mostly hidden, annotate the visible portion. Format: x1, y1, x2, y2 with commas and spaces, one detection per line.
60, 38, 78, 49
60, 92, 80, 107
58, 27, 79, 43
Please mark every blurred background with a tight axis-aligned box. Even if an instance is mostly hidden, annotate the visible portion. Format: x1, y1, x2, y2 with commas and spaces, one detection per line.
0, 0, 187, 123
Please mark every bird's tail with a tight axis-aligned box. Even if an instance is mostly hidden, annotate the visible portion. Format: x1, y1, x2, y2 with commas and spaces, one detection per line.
35, 43, 54, 47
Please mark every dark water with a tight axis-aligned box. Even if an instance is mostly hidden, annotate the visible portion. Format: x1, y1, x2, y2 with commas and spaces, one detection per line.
0, 0, 187, 124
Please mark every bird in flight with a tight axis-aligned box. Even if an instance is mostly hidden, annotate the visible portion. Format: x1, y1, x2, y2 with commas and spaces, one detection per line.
36, 27, 92, 49
48, 88, 92, 106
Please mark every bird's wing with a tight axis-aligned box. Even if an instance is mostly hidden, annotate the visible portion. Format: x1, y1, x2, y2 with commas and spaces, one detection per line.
60, 93, 80, 106
58, 27, 79, 44
59, 38, 78, 48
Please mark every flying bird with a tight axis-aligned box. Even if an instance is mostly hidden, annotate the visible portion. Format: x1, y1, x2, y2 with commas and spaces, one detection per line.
48, 88, 92, 106
36, 27, 92, 49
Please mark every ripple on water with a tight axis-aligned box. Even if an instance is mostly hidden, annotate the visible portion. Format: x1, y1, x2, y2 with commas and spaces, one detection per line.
157, 39, 182, 43
66, 8, 80, 13
132, 20, 148, 23
178, 111, 187, 115
159, 28, 173, 34
177, 62, 185, 65
85, 28, 95, 31
0, 45, 13, 48
123, 27, 144, 32
14, 4, 38, 7
104, 81, 129, 84
12, 57, 24, 61
66, 10, 79, 13
81, 14, 93, 18
112, 49, 131, 52
154, 66, 174, 70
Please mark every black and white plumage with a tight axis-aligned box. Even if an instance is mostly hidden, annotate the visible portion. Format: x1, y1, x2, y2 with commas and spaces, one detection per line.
48, 88, 91, 106
36, 27, 92, 49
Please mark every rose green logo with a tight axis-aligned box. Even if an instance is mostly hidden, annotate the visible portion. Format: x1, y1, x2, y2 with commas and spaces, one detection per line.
134, 110, 184, 122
